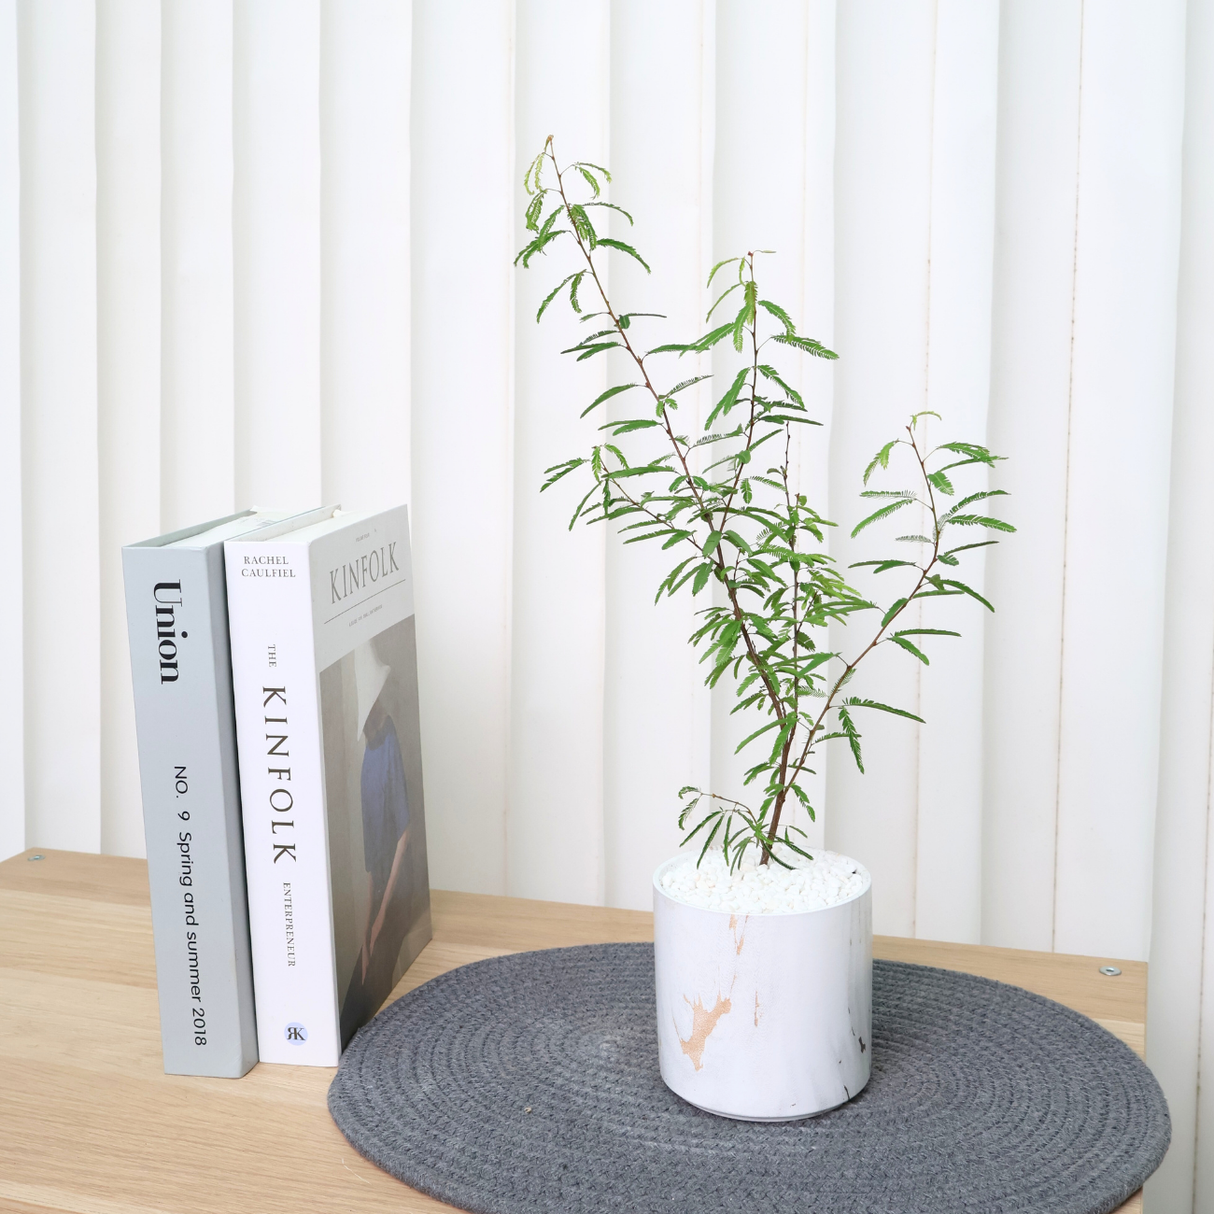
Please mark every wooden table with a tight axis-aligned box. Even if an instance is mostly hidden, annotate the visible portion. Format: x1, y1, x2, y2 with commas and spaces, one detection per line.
0, 850, 1146, 1213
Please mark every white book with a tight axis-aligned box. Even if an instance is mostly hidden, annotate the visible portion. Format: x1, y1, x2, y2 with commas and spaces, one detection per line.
225, 505, 432, 1065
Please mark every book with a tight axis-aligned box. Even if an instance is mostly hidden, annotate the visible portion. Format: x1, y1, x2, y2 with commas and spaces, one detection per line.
225, 505, 432, 1065
122, 507, 330, 1077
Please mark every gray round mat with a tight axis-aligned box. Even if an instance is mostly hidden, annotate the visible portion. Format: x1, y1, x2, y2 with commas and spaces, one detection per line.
328, 943, 1169, 1214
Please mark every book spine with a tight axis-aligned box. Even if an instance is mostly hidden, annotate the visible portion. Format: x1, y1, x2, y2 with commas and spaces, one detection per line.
122, 545, 258, 1077
225, 538, 340, 1065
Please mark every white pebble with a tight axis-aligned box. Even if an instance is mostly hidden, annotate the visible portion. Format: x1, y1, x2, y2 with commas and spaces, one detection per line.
659, 847, 867, 914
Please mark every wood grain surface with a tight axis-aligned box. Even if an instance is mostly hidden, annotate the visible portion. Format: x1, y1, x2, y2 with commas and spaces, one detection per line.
0, 851, 1145, 1213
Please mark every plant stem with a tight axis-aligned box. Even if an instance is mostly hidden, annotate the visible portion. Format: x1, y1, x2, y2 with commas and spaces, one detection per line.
547, 146, 792, 814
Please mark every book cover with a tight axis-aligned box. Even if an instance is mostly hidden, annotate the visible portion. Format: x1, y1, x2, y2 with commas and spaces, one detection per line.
121, 509, 322, 1076
225, 505, 432, 1065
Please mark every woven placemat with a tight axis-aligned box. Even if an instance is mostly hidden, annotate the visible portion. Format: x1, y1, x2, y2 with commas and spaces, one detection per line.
328, 943, 1169, 1214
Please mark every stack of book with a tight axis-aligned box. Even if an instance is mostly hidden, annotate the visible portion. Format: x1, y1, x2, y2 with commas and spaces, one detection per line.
122, 505, 432, 1076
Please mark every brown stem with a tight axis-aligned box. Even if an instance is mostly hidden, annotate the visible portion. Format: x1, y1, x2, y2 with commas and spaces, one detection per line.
777, 423, 942, 807
548, 146, 789, 750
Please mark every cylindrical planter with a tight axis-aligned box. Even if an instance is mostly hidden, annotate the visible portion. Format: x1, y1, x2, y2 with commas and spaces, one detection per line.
653, 855, 872, 1121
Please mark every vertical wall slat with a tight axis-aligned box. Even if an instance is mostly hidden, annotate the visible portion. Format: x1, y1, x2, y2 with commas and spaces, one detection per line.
982, 0, 1083, 951
796, 0, 838, 854
410, 0, 515, 894
604, 0, 714, 910
913, 0, 1000, 944
233, 0, 322, 511
1052, 0, 1186, 960
18, 0, 101, 853
828, 0, 937, 935
709, 0, 817, 842
1146, 1, 1214, 1203
508, 0, 610, 904
320, 0, 411, 514
0, 0, 20, 860
96, 0, 161, 857
161, 0, 236, 530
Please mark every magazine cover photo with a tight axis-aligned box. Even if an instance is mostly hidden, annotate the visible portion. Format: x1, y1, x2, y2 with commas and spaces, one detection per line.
319, 614, 431, 1048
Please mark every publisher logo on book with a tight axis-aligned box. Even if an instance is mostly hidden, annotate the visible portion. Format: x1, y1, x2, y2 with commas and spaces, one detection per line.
285, 1022, 308, 1043
154, 583, 186, 684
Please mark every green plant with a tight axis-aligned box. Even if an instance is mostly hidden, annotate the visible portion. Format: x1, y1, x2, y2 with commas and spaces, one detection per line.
517, 138, 1014, 870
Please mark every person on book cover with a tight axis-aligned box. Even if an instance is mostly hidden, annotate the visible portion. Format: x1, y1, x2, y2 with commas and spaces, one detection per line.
339, 641, 412, 1046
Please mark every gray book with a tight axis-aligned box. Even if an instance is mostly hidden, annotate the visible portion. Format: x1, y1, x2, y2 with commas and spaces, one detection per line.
122, 508, 330, 1076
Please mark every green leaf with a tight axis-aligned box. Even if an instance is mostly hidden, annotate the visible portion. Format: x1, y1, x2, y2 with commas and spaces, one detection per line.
602, 418, 660, 434
597, 237, 650, 271
756, 364, 804, 406
942, 540, 999, 558
575, 342, 620, 362
842, 696, 925, 724
705, 280, 743, 322
945, 514, 1016, 532
580, 382, 637, 418
578, 166, 601, 197
939, 489, 1009, 522
523, 150, 545, 195
927, 470, 954, 496
880, 597, 909, 627
584, 200, 634, 224
851, 496, 915, 537
704, 367, 750, 429
540, 457, 586, 491
692, 564, 712, 595
938, 578, 995, 611
862, 440, 899, 486
888, 635, 929, 665
683, 322, 737, 354
894, 628, 960, 638
524, 191, 545, 231
703, 530, 722, 557
569, 271, 585, 313
762, 414, 821, 427
849, 559, 918, 574
707, 256, 743, 286
536, 273, 576, 322
770, 333, 838, 359
935, 441, 994, 465
757, 299, 796, 335
731, 312, 746, 352
837, 705, 864, 773
572, 160, 613, 182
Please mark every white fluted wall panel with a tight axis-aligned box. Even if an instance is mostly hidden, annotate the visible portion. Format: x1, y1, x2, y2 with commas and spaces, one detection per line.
1052, 2, 1185, 961
0, 0, 22, 861
233, 0, 322, 510
602, 0, 714, 911
1146, 3, 1214, 1210
829, 0, 937, 937
4, 5, 1214, 1208
411, 0, 514, 894
18, 0, 101, 854
97, 0, 161, 858
320, 0, 411, 515
982, 0, 1082, 952
161, 0, 235, 529
509, 0, 609, 904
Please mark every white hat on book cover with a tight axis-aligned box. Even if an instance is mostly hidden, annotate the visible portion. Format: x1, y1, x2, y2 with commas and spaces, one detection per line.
354, 642, 390, 741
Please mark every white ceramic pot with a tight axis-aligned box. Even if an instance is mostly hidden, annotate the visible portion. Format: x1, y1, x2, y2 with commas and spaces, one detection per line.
652, 855, 872, 1121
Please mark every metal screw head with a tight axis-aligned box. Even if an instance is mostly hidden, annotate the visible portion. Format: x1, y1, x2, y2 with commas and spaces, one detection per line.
27, 853, 44, 861
1099, 965, 1121, 977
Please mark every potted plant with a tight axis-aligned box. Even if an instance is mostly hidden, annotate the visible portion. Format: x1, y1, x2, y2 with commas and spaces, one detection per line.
517, 138, 1013, 1121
